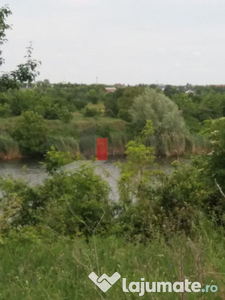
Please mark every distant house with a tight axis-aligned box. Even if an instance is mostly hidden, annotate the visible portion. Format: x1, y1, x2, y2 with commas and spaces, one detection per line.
185, 89, 195, 94
105, 87, 116, 93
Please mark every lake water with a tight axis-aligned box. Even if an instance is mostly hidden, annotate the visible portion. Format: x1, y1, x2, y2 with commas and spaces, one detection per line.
0, 158, 179, 201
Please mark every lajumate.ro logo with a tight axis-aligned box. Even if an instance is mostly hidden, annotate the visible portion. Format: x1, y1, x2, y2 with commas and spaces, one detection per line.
88, 272, 218, 296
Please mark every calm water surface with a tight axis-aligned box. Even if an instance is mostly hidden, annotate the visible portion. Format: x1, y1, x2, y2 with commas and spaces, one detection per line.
0, 158, 183, 201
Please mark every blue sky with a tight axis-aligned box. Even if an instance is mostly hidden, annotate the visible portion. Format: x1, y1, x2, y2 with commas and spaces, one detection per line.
1, 0, 225, 85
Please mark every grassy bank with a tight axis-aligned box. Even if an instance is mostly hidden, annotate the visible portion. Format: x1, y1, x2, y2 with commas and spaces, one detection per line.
0, 114, 127, 159
0, 225, 224, 300
0, 113, 208, 159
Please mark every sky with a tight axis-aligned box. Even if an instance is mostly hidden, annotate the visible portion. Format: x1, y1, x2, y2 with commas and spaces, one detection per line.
1, 0, 225, 85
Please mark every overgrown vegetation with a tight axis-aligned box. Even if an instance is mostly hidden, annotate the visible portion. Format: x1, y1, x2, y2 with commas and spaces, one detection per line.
0, 119, 225, 298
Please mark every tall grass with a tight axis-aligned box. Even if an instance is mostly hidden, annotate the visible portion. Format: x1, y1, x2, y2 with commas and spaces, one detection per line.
187, 133, 210, 155
146, 132, 209, 157
79, 127, 96, 157
0, 221, 224, 299
0, 135, 21, 159
109, 131, 127, 156
45, 136, 79, 158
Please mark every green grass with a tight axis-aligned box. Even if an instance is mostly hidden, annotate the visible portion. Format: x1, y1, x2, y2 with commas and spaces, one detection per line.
44, 136, 79, 157
0, 135, 20, 159
0, 224, 224, 300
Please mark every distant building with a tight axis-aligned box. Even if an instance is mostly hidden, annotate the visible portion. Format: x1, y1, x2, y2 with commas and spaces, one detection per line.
185, 89, 195, 94
105, 87, 116, 93
114, 83, 125, 88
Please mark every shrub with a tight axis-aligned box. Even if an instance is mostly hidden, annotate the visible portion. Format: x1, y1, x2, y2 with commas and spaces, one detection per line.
0, 177, 44, 231
39, 166, 113, 238
0, 160, 113, 239
83, 102, 105, 117
12, 111, 48, 155
83, 107, 98, 117
44, 104, 73, 122
57, 106, 73, 123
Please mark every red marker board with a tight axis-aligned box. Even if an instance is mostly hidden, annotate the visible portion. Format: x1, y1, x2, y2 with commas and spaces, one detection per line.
96, 138, 108, 161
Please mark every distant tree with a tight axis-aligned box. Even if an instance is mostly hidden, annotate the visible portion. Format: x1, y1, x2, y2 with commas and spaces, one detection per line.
57, 106, 73, 123
87, 89, 99, 104
104, 92, 118, 116
129, 88, 186, 135
164, 85, 179, 98
171, 93, 201, 132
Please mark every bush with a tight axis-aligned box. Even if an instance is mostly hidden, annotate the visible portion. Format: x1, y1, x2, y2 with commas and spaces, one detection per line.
12, 111, 48, 155
0, 150, 113, 239
0, 177, 44, 231
44, 104, 73, 122
116, 161, 213, 241
57, 106, 73, 123
83, 107, 98, 117
38, 165, 113, 238
83, 102, 105, 117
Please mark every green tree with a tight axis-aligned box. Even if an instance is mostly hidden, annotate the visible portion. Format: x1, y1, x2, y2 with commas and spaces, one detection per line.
12, 111, 48, 155
164, 85, 179, 98
0, 6, 11, 67
0, 6, 41, 91
130, 88, 186, 135
104, 93, 118, 116
172, 93, 200, 132
129, 88, 187, 155
87, 89, 99, 104
57, 105, 73, 123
